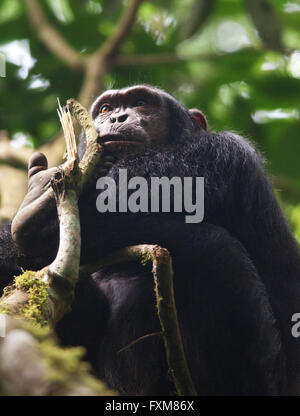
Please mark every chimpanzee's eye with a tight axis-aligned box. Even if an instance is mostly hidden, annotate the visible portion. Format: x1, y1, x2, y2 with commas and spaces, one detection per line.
135, 99, 147, 107
100, 104, 113, 113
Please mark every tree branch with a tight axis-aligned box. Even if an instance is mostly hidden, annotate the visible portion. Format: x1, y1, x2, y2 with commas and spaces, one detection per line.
0, 100, 110, 395
244, 0, 284, 52
24, 0, 83, 69
115, 51, 218, 66
0, 316, 113, 395
67, 98, 103, 185
0, 131, 31, 171
80, 244, 197, 396
99, 0, 143, 59
116, 52, 182, 66
22, 1, 143, 165
179, 0, 216, 41
78, 0, 144, 106
1, 100, 101, 326
78, 54, 108, 109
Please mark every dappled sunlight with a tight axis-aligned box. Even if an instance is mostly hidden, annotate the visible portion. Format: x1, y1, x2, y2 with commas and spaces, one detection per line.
252, 108, 300, 124
11, 132, 34, 149
215, 21, 251, 53
288, 50, 300, 78
0, 39, 35, 79
284, 2, 300, 13
28, 74, 50, 91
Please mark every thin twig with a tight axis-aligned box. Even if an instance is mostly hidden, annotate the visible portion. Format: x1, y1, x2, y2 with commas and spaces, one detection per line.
57, 99, 77, 166
118, 332, 162, 354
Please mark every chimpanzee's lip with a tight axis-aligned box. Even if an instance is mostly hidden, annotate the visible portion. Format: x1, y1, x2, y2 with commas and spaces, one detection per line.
99, 134, 144, 145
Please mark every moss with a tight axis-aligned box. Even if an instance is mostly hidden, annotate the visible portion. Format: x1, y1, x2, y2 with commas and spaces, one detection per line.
39, 339, 86, 384
0, 306, 11, 315
0, 318, 114, 395
140, 251, 152, 266
16, 308, 114, 395
14, 270, 50, 326
1, 282, 15, 299
21, 318, 52, 340
0, 270, 115, 395
38, 338, 114, 395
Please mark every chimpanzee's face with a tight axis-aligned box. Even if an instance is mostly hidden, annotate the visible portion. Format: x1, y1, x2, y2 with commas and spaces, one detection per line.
91, 85, 170, 155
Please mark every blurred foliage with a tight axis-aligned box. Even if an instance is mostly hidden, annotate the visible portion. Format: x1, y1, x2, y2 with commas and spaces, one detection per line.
284, 202, 300, 241
1, 0, 300, 237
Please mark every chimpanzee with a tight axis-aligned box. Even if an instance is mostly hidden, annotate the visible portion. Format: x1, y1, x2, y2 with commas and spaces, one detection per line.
0, 85, 299, 396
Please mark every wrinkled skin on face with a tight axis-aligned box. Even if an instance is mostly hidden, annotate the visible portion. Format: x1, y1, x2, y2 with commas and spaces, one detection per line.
11, 85, 206, 258
91, 85, 170, 152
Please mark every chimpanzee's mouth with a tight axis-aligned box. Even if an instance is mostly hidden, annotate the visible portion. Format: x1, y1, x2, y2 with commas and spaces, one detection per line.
98, 134, 144, 145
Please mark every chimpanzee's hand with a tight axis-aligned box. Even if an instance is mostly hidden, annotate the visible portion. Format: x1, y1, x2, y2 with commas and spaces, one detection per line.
11, 150, 117, 262
11, 152, 58, 259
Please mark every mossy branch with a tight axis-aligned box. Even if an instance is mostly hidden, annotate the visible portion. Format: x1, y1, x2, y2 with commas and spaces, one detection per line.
0, 316, 114, 395
67, 98, 103, 188
80, 244, 197, 396
0, 99, 101, 326
0, 100, 108, 395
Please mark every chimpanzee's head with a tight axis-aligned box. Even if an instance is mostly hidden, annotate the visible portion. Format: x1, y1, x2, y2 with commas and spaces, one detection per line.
79, 85, 207, 159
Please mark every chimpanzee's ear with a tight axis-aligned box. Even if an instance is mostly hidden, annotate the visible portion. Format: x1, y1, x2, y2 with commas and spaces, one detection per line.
189, 109, 208, 131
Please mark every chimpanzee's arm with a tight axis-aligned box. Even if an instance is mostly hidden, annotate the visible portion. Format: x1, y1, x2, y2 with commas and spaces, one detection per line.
0, 223, 43, 293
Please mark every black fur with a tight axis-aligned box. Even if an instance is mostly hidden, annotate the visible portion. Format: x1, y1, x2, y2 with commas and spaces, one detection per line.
0, 86, 299, 395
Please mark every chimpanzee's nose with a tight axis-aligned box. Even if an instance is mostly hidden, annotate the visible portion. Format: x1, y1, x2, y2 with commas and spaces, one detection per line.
110, 113, 128, 123
117, 113, 128, 122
